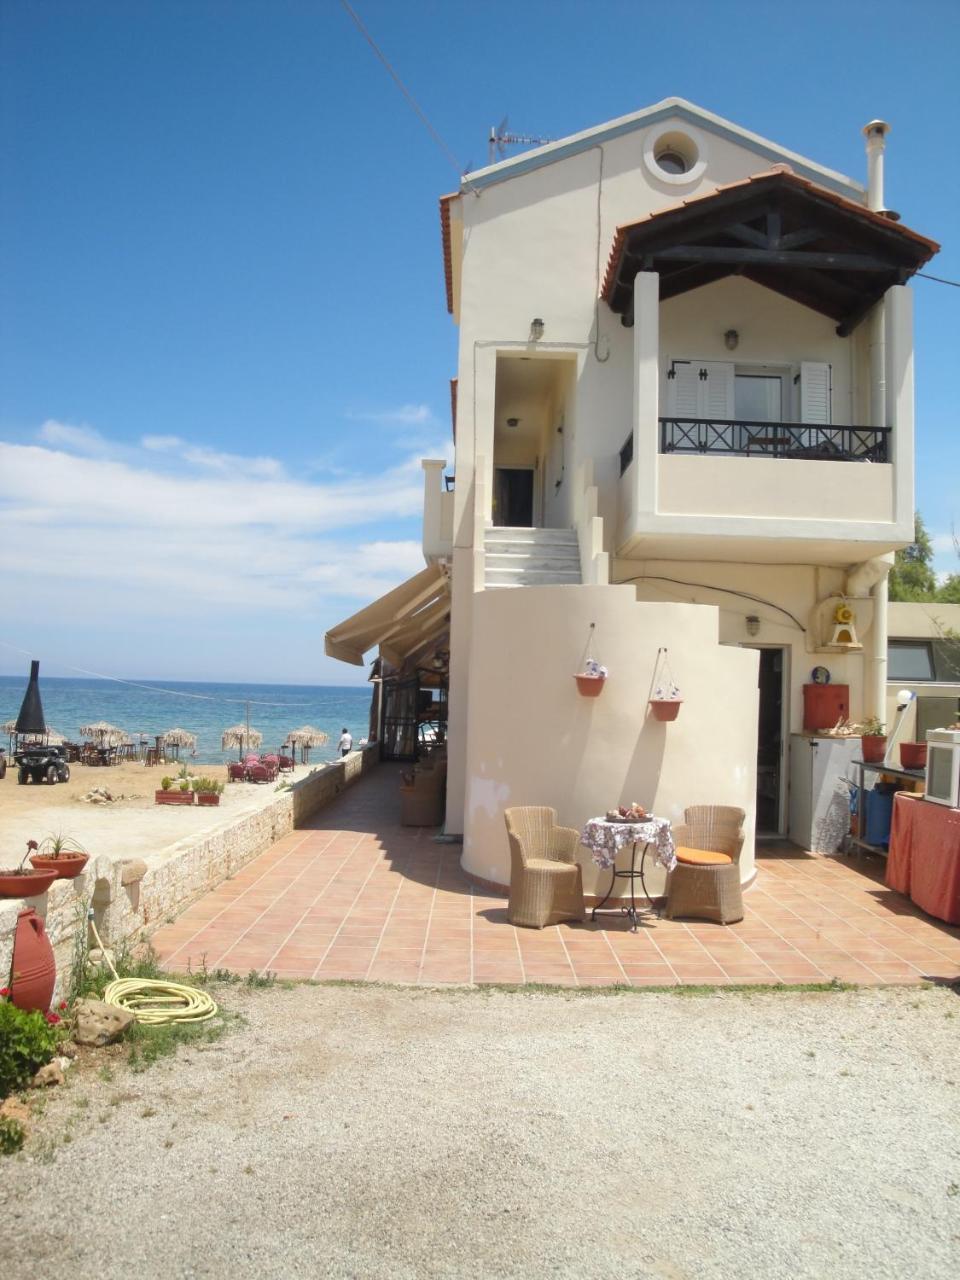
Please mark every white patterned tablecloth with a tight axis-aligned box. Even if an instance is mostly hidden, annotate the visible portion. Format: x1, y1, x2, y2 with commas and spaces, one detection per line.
580, 817, 676, 872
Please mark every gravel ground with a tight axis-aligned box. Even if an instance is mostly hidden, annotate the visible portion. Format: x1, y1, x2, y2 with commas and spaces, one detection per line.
2, 983, 959, 1279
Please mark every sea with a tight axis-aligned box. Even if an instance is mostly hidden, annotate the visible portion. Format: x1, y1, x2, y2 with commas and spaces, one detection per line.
0, 675, 372, 765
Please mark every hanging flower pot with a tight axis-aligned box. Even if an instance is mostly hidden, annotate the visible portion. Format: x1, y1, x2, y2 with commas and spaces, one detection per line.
648, 647, 682, 722
649, 698, 682, 722
574, 624, 607, 697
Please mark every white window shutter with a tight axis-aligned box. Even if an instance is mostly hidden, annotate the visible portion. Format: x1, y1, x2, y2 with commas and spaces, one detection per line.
667, 362, 700, 417
800, 361, 831, 424
700, 361, 735, 419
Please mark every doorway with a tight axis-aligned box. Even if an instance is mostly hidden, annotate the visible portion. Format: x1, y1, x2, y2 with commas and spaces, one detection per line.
493, 467, 535, 527
750, 646, 787, 836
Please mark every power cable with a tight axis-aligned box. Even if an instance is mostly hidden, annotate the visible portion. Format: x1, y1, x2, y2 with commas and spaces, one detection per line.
338, 1, 478, 194
917, 272, 960, 288
618, 574, 807, 632
0, 638, 318, 708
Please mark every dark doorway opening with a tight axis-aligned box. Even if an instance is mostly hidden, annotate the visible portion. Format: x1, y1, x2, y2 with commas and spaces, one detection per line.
756, 648, 785, 834
493, 467, 534, 527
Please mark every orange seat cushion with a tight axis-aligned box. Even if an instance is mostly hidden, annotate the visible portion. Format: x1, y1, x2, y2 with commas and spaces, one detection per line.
675, 846, 733, 866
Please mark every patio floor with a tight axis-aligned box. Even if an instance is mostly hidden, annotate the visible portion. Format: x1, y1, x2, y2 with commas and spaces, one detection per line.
152, 765, 960, 988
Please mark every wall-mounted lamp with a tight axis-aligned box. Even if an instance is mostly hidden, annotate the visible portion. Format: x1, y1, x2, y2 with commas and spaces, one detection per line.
724, 329, 739, 351
530, 317, 545, 341
506, 417, 520, 429
745, 614, 760, 637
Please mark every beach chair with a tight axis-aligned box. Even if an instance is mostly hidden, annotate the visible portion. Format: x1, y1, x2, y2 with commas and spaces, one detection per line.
278, 754, 295, 774
227, 762, 247, 783
247, 764, 269, 784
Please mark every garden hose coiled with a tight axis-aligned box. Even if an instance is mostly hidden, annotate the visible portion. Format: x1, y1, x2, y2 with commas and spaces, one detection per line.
88, 916, 218, 1026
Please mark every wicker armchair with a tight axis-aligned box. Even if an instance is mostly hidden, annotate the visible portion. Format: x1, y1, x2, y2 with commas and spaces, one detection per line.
504, 807, 585, 929
665, 805, 746, 924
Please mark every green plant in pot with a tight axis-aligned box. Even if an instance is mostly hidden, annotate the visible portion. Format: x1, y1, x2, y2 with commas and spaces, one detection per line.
160, 777, 172, 791
857, 716, 887, 763
193, 776, 224, 806
29, 832, 89, 880
0, 842, 60, 898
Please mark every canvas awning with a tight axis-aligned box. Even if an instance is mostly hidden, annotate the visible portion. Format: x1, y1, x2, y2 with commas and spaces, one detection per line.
324, 565, 449, 667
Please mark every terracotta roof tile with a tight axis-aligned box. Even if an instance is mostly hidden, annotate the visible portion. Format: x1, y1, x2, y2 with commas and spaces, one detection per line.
439, 193, 458, 315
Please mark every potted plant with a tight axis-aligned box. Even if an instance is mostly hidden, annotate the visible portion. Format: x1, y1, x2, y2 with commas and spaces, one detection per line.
574, 657, 608, 697
193, 777, 224, 807
28, 832, 89, 879
155, 776, 195, 805
900, 741, 927, 770
649, 682, 683, 721
648, 646, 683, 720
857, 716, 886, 763
0, 842, 59, 898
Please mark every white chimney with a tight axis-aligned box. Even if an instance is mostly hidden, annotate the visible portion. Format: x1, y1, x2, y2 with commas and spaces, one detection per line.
862, 119, 898, 219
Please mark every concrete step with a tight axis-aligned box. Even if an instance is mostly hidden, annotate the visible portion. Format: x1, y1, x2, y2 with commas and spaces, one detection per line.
484, 527, 578, 547
485, 567, 582, 588
485, 552, 581, 573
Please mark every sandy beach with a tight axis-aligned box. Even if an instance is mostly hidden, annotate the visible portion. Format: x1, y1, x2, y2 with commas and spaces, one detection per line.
0, 757, 323, 864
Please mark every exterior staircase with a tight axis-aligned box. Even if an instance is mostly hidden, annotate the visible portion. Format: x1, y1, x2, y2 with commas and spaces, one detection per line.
484, 527, 582, 589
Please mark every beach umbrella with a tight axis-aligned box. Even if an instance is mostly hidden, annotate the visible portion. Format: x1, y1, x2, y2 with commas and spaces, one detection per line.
162, 727, 197, 761
79, 721, 127, 746
3, 716, 64, 748
287, 726, 328, 764
221, 724, 262, 760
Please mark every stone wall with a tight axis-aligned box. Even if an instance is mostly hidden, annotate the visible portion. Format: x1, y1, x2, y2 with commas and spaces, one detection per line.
0, 746, 378, 999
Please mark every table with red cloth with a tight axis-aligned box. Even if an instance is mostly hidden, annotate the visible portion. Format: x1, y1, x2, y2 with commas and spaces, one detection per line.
886, 793, 960, 925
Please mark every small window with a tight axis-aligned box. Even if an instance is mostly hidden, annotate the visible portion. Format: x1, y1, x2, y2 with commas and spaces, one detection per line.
888, 640, 935, 682
642, 126, 708, 185
656, 148, 688, 175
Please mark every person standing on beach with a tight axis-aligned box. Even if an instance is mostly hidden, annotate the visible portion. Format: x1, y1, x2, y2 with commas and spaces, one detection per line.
338, 727, 353, 757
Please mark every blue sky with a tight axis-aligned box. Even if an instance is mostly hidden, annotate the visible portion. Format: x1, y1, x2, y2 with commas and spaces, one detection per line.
1, 0, 958, 684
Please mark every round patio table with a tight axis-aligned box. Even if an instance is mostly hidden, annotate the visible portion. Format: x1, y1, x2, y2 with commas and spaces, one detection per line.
580, 816, 676, 931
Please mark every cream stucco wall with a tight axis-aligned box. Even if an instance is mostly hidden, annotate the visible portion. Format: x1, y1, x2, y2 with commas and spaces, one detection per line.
462, 586, 758, 898
614, 559, 879, 733
657, 455, 893, 522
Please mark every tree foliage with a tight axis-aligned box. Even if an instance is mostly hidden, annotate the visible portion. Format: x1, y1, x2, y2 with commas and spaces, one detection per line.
888, 513, 944, 602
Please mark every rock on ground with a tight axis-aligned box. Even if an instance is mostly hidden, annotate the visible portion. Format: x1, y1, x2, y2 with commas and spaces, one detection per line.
0, 983, 958, 1280
71, 998, 135, 1047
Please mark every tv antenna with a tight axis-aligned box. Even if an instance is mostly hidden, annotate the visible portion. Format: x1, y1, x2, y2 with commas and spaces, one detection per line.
488, 117, 552, 166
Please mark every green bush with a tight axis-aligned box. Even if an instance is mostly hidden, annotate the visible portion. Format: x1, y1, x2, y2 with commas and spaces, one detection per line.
0, 1000, 63, 1099
0, 1115, 25, 1154
179, 781, 190, 793
160, 777, 172, 791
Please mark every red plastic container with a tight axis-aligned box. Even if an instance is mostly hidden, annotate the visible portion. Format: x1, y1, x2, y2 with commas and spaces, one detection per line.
803, 683, 849, 732
10, 908, 56, 1013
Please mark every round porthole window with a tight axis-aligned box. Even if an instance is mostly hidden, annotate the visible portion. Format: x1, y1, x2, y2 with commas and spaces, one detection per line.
655, 148, 689, 175
642, 125, 708, 185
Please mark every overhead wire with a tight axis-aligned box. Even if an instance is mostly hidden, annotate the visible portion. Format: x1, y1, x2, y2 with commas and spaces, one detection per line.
338, 1, 478, 195
0, 637, 317, 708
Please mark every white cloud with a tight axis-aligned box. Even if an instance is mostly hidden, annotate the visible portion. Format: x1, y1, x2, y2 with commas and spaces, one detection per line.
141, 434, 183, 452
37, 420, 109, 454
347, 402, 438, 427
140, 433, 285, 478
0, 428, 432, 626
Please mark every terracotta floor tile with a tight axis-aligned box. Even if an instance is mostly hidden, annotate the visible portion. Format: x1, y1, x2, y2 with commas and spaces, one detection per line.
156, 766, 960, 989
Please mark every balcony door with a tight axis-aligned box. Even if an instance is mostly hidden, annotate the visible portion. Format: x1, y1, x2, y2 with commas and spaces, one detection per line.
734, 373, 784, 422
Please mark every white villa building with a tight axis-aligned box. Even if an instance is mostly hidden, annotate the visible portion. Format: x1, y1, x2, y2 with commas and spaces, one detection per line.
326, 98, 939, 900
